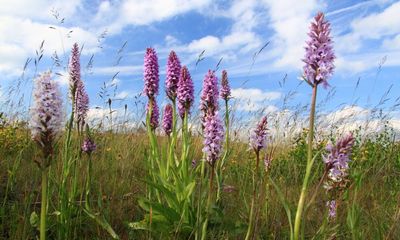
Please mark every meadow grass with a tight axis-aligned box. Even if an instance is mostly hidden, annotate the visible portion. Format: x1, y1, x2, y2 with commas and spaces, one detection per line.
1, 120, 399, 239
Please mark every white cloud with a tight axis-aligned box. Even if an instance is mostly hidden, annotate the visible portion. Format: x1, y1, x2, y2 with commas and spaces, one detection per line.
54, 70, 69, 86
382, 34, 400, 50
120, 0, 210, 25
0, 0, 99, 76
231, 88, 281, 111
0, 43, 28, 76
87, 107, 111, 123
92, 65, 142, 76
175, 0, 262, 61
228, 0, 260, 32
0, 0, 82, 20
318, 105, 400, 137
326, 1, 378, 17
87, 106, 141, 130
107, 78, 120, 87
261, 0, 321, 69
336, 50, 400, 74
351, 2, 400, 40
92, 0, 211, 34
183, 31, 261, 60
335, 34, 363, 54
0, 16, 99, 53
165, 35, 180, 47
93, 1, 112, 23
336, 2, 400, 53
232, 88, 281, 101
325, 105, 370, 122
335, 56, 368, 73
115, 90, 134, 99
334, 2, 400, 72
324, 118, 400, 136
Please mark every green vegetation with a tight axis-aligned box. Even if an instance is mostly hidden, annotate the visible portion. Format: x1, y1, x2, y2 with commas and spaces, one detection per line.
1, 118, 399, 239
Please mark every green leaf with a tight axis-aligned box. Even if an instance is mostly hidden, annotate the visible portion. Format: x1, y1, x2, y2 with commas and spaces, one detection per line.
83, 208, 120, 239
144, 179, 180, 209
129, 215, 173, 233
138, 198, 181, 223
183, 181, 196, 200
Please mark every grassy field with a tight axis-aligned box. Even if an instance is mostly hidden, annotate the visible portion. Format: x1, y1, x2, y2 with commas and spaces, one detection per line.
1, 118, 399, 239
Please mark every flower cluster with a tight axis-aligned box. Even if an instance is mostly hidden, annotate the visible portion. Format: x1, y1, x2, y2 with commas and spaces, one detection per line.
165, 51, 181, 101
146, 100, 159, 130
264, 154, 272, 172
177, 66, 194, 119
323, 133, 355, 188
162, 104, 173, 136
69, 43, 89, 128
200, 70, 219, 118
323, 133, 354, 221
69, 43, 81, 97
74, 79, 89, 127
82, 138, 97, 154
143, 48, 160, 130
30, 71, 63, 161
303, 12, 335, 87
250, 116, 268, 152
326, 200, 337, 220
220, 70, 231, 101
202, 112, 224, 167
143, 48, 159, 99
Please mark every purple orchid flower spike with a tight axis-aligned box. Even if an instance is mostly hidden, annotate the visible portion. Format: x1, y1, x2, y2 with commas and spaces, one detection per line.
202, 112, 224, 167
303, 12, 335, 88
200, 70, 219, 119
177, 66, 194, 119
143, 47, 159, 99
30, 71, 64, 164
250, 116, 268, 153
165, 50, 181, 101
146, 100, 159, 130
162, 104, 173, 136
220, 70, 231, 101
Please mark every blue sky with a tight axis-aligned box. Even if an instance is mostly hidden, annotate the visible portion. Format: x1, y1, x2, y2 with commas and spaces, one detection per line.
0, 0, 400, 131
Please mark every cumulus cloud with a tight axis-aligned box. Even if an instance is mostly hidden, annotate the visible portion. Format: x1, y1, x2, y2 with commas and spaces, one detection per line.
92, 0, 212, 34
350, 2, 400, 41
165, 35, 180, 47
183, 31, 261, 60
87, 106, 143, 130
54, 70, 69, 86
318, 105, 400, 137
0, 4, 100, 77
115, 90, 136, 99
231, 88, 281, 112
325, 105, 370, 122
164, 0, 263, 62
335, 1, 400, 73
261, 0, 321, 69
335, 2, 400, 53
92, 65, 142, 76
382, 34, 400, 50
0, 0, 82, 20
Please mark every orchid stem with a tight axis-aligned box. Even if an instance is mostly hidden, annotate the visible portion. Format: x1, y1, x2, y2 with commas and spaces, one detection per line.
294, 85, 318, 240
